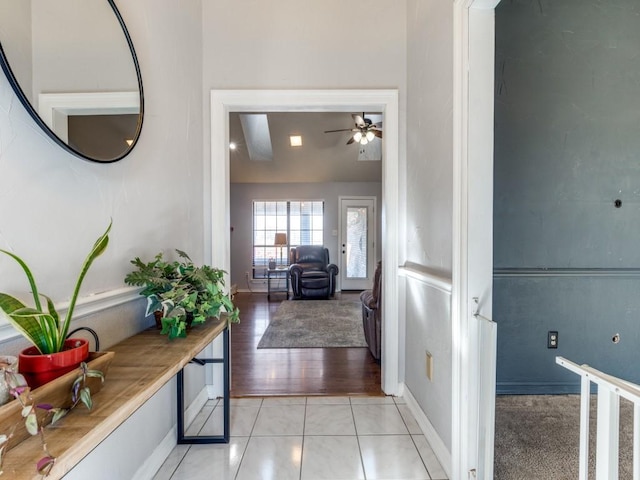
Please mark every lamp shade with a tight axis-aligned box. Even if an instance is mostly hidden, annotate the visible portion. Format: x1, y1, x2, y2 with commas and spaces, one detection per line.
274, 233, 287, 246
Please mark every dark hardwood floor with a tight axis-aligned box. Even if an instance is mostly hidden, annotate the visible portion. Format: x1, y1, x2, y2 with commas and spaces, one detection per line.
230, 292, 382, 397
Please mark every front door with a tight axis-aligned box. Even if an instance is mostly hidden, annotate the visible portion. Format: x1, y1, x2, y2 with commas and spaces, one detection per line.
339, 197, 376, 290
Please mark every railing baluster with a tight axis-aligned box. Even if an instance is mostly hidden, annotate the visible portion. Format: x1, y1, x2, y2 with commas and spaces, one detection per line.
596, 387, 619, 480
635, 402, 640, 480
578, 375, 590, 480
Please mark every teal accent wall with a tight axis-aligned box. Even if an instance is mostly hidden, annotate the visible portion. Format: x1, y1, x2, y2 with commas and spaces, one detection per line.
494, 0, 640, 393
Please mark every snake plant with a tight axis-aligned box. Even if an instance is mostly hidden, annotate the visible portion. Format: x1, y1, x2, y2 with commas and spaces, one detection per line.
0, 223, 111, 354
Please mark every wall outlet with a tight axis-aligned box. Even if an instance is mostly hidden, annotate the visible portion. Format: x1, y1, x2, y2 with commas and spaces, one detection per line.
548, 331, 558, 349
426, 351, 434, 381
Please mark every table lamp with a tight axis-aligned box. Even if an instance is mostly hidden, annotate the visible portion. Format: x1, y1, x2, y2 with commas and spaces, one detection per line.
274, 233, 287, 267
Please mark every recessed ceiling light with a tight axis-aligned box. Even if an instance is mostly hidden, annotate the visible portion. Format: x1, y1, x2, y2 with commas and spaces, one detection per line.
229, 142, 237, 150
289, 135, 302, 147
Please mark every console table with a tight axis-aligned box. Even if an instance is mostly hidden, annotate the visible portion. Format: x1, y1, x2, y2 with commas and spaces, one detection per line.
1, 318, 229, 479
267, 267, 290, 300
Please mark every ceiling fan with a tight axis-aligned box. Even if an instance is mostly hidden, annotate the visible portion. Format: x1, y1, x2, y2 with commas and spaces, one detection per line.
324, 113, 383, 145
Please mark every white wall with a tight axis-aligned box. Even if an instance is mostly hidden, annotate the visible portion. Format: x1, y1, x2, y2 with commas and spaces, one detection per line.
0, 0, 204, 475
202, 1, 406, 90
31, 0, 138, 99
406, 1, 453, 273
404, 0, 455, 453
230, 182, 382, 288
0, 0, 32, 101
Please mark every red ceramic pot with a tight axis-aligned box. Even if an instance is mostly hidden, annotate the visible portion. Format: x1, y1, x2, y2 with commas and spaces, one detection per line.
18, 338, 90, 389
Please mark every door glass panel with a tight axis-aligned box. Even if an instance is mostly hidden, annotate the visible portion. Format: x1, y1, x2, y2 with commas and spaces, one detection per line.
346, 207, 368, 279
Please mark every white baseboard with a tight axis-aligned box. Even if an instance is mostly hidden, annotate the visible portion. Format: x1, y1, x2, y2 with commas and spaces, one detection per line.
185, 387, 210, 427
207, 384, 221, 400
132, 426, 177, 480
402, 384, 452, 478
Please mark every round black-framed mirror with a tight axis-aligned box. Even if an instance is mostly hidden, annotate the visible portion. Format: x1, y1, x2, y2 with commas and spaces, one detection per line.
0, 0, 144, 163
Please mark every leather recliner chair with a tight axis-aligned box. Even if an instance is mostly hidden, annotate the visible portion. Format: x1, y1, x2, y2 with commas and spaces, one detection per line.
360, 260, 382, 361
289, 246, 339, 299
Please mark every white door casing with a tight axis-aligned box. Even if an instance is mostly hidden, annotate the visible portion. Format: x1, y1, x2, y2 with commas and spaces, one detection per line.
339, 196, 377, 291
452, 1, 500, 479
208, 89, 401, 395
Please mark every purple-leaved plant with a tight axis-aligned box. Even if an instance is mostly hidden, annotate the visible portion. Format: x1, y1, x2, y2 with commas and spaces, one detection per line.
0, 363, 103, 476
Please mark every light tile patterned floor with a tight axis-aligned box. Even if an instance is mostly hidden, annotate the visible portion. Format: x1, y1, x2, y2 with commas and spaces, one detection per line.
153, 396, 448, 480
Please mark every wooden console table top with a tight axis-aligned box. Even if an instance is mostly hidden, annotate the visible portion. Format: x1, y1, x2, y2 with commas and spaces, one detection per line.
2, 318, 227, 480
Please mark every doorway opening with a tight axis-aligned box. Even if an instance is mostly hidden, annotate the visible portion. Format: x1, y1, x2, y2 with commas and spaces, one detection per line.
208, 89, 400, 396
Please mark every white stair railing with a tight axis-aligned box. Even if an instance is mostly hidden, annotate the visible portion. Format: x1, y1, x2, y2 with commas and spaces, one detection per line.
556, 357, 640, 480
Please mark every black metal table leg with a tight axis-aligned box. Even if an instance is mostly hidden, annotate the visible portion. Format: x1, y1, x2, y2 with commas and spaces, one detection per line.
177, 327, 230, 444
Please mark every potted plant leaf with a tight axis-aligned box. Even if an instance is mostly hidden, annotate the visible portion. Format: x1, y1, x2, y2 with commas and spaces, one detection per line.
125, 250, 239, 339
0, 223, 111, 388
122, 252, 178, 329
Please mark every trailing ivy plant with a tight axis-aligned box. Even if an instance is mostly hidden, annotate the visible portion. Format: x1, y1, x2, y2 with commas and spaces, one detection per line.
125, 250, 239, 339
0, 363, 104, 476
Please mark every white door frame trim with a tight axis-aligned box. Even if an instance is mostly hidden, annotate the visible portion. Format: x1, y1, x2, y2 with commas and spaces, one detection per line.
208, 89, 401, 394
452, 1, 500, 479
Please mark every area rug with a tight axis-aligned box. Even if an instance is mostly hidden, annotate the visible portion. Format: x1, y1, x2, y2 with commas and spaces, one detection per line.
257, 300, 367, 349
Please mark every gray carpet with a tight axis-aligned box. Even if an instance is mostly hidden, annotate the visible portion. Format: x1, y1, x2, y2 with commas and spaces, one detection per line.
495, 395, 634, 479
257, 299, 367, 349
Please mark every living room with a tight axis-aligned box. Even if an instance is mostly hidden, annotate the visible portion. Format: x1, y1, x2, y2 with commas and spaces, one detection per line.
226, 111, 384, 397
228, 111, 382, 292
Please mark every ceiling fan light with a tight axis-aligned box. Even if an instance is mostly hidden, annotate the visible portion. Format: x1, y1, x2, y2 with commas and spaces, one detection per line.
353, 131, 363, 143
366, 130, 375, 142
360, 136, 369, 145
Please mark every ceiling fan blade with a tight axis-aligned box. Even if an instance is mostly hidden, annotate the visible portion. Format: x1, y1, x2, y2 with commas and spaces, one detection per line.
373, 130, 383, 138
324, 128, 354, 133
352, 114, 365, 128
346, 136, 356, 145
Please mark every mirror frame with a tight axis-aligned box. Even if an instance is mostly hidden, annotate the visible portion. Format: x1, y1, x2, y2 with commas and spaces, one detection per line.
0, 0, 144, 163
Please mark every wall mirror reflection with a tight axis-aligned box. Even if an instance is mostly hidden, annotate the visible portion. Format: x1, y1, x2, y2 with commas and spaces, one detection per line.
0, 0, 143, 163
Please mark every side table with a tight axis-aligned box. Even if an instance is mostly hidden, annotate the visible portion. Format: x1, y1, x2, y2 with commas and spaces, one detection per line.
267, 267, 290, 300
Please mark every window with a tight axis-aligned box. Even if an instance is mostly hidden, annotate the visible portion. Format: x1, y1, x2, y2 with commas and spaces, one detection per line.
252, 200, 323, 278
